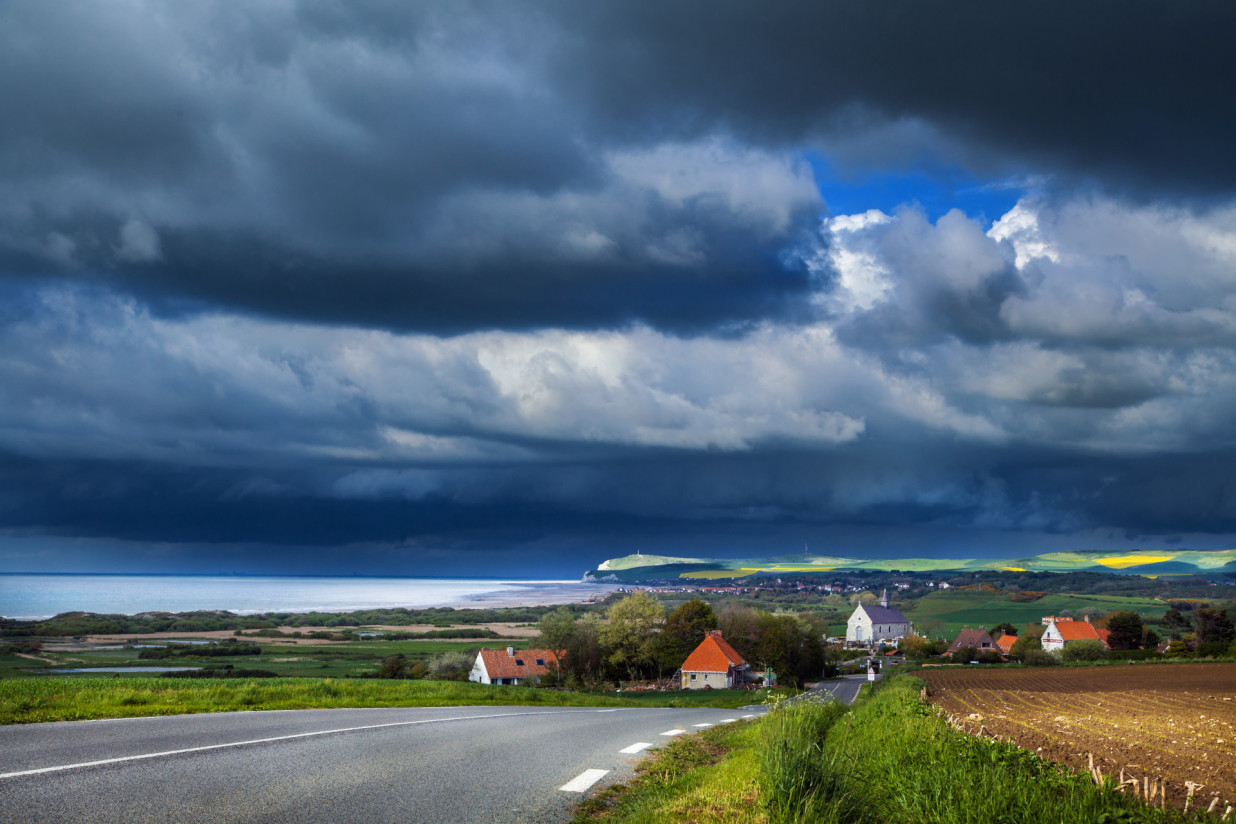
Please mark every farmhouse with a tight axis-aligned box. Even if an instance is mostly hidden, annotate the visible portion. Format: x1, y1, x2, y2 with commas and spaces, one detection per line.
681, 630, 751, 689
995, 633, 1017, 655
845, 590, 913, 645
1041, 616, 1109, 653
945, 627, 997, 658
469, 646, 560, 686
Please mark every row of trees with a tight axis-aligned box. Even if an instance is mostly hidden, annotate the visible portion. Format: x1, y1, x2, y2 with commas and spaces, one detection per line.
535, 593, 829, 688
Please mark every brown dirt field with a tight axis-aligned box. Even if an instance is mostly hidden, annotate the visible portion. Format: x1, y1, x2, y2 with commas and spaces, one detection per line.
920, 663, 1236, 811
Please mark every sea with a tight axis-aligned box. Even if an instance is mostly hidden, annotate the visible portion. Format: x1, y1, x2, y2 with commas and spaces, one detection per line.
0, 574, 618, 621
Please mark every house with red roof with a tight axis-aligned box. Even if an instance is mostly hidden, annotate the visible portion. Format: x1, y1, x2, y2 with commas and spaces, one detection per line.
469, 646, 561, 686
945, 628, 997, 658
681, 630, 751, 689
1041, 616, 1109, 653
995, 634, 1017, 655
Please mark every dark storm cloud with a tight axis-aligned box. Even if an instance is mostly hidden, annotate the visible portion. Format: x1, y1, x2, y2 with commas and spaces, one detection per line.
3, 2, 1236, 574
3, 2, 1233, 334
555, 0, 1236, 198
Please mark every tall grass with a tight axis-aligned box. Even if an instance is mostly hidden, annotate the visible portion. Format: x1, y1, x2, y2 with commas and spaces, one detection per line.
0, 677, 769, 724
758, 695, 850, 824
781, 675, 1199, 824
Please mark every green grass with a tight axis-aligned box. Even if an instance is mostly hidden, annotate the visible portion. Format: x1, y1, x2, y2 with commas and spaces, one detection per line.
0, 678, 779, 725
0, 639, 491, 680
571, 718, 763, 824
577, 677, 1205, 823
907, 590, 1167, 636
770, 675, 1198, 824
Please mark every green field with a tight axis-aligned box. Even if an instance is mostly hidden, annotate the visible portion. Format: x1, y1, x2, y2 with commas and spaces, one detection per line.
902, 590, 1167, 638
0, 638, 490, 680
0, 676, 776, 725
586, 548, 1236, 583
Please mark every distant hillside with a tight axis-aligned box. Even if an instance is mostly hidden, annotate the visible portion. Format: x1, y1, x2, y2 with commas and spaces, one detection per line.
582, 548, 1236, 583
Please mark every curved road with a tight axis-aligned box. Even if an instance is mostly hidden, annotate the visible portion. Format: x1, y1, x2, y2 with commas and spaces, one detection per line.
0, 704, 763, 823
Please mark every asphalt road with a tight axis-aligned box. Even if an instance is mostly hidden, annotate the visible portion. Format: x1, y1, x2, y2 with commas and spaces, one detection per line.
803, 672, 883, 704
0, 704, 764, 824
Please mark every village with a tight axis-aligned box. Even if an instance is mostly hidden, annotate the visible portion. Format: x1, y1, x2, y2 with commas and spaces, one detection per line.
464, 587, 1184, 691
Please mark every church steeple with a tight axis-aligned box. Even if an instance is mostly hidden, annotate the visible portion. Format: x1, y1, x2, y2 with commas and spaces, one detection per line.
880, 588, 889, 608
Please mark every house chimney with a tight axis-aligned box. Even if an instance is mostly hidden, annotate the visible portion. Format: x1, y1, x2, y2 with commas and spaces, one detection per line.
507, 646, 514, 657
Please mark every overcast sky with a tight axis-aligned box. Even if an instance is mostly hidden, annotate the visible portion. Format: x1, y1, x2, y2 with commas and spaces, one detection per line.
3, 1, 1236, 577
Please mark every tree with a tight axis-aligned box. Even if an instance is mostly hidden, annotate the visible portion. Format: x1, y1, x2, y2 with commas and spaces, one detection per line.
1160, 608, 1192, 640
1196, 609, 1235, 646
991, 622, 1018, 638
653, 599, 717, 672
849, 591, 877, 607
601, 592, 664, 681
1009, 634, 1042, 662
1105, 611, 1144, 651
1165, 639, 1189, 658
898, 634, 928, 658
537, 606, 579, 652
377, 654, 414, 679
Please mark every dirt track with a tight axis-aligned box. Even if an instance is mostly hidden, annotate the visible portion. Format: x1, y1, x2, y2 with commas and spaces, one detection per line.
921, 663, 1236, 811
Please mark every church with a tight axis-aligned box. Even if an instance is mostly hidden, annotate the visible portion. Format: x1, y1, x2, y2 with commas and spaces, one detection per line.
845, 589, 912, 646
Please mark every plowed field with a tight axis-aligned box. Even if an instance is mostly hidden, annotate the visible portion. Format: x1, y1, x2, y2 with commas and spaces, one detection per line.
920, 663, 1236, 811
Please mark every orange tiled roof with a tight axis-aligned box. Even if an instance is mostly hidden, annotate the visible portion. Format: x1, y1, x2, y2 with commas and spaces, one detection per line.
478, 648, 561, 680
682, 631, 746, 673
1053, 620, 1104, 643
995, 634, 1016, 653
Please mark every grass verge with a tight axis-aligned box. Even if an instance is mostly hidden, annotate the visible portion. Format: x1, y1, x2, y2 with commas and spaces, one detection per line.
578, 676, 1209, 824
572, 719, 763, 824
0, 678, 778, 725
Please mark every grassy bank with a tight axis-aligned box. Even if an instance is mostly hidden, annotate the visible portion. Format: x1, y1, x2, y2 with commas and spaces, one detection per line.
0, 678, 774, 725
578, 676, 1206, 824
573, 718, 762, 824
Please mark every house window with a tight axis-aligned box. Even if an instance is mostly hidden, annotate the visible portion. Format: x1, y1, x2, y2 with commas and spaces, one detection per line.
515, 659, 524, 666
535, 659, 544, 666
690, 673, 697, 681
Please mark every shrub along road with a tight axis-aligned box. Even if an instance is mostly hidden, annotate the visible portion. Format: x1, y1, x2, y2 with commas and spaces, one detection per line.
0, 704, 764, 823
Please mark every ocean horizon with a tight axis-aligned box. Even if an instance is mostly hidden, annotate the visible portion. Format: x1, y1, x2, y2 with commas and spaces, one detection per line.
0, 573, 615, 620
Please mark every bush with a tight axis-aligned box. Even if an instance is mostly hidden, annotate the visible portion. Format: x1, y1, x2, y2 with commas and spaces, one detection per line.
1061, 640, 1108, 662
1195, 640, 1230, 658
1023, 649, 1058, 667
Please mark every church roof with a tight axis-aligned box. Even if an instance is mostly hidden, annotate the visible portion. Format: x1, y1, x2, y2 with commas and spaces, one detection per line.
859, 603, 910, 624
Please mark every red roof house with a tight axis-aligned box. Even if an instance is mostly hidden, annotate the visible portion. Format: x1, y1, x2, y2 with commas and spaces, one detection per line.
945, 628, 997, 658
681, 630, 751, 689
469, 646, 561, 686
995, 634, 1016, 654
1041, 617, 1109, 653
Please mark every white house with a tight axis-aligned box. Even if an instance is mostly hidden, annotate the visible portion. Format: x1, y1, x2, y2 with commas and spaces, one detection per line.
1040, 616, 1108, 654
469, 646, 561, 686
845, 590, 913, 645
680, 630, 751, 689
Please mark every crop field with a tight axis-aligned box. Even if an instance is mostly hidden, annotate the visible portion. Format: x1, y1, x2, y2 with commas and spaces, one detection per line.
920, 663, 1236, 812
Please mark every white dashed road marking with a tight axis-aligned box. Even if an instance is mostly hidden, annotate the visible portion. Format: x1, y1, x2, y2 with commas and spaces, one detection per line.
0, 710, 573, 781
692, 723, 713, 728
742, 714, 756, 718
560, 769, 609, 793
620, 742, 652, 754
719, 719, 737, 723
660, 728, 686, 736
